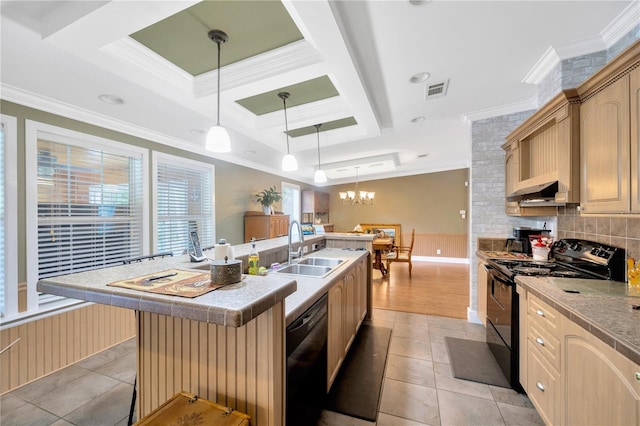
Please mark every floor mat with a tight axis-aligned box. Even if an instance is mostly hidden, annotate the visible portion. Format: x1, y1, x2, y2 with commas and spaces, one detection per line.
445, 336, 510, 388
325, 324, 392, 422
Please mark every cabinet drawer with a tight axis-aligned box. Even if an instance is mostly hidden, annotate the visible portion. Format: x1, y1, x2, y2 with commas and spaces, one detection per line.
528, 294, 560, 339
528, 322, 560, 371
527, 344, 558, 426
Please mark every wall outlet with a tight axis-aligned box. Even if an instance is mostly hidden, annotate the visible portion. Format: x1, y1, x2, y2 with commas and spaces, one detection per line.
436, 249, 441, 255
312, 243, 318, 251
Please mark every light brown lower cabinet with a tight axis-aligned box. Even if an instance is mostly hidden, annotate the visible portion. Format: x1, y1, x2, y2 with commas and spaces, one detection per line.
327, 257, 367, 392
519, 287, 640, 425
562, 318, 640, 426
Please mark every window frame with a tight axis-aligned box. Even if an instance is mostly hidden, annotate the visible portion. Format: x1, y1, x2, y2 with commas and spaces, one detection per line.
151, 152, 216, 254
281, 181, 301, 224
23, 120, 149, 318
1, 114, 18, 321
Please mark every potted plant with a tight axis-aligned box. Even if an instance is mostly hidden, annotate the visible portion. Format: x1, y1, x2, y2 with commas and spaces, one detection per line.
255, 186, 282, 215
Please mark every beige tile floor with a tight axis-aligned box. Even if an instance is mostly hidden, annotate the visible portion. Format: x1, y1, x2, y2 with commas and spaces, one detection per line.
1, 309, 544, 426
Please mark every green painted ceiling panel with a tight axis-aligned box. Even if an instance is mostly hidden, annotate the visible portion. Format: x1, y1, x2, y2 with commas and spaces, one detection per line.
130, 1, 303, 76
288, 117, 358, 138
236, 76, 339, 115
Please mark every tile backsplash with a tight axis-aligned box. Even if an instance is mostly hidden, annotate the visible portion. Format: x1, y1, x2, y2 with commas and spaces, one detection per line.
556, 205, 640, 263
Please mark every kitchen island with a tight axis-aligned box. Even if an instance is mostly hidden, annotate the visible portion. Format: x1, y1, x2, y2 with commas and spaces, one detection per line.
37, 240, 371, 426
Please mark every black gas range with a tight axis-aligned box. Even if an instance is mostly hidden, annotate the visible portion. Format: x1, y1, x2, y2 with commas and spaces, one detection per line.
484, 238, 626, 392
488, 238, 627, 282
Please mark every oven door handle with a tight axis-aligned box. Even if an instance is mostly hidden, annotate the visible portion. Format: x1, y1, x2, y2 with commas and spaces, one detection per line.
486, 267, 512, 287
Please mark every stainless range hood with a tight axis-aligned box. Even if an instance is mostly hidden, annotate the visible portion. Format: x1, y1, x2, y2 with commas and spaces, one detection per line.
507, 181, 566, 207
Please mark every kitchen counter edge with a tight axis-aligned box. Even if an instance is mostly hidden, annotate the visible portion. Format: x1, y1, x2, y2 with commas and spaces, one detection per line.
37, 245, 369, 329
515, 275, 640, 366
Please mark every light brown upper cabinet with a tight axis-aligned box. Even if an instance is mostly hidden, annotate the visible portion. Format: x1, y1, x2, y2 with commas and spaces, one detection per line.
577, 40, 640, 214
502, 89, 581, 216
302, 190, 329, 214
302, 190, 330, 225
631, 65, 640, 212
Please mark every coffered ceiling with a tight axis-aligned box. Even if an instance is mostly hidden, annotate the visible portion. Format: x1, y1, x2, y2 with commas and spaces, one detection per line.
0, 1, 636, 185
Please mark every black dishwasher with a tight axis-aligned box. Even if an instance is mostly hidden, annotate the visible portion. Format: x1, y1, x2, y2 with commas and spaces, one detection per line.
286, 294, 327, 425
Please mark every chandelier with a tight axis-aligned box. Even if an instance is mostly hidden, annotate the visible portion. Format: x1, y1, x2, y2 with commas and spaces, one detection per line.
339, 166, 375, 205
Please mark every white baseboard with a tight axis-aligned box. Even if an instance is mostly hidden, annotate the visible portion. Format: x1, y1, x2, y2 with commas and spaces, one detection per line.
413, 256, 470, 264
467, 307, 482, 324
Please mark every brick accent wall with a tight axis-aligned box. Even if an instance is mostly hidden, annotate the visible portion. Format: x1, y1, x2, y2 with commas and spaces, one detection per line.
608, 23, 640, 59
561, 51, 608, 89
469, 111, 554, 317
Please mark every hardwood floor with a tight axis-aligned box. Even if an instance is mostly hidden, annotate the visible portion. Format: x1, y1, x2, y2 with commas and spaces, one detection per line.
371, 260, 469, 319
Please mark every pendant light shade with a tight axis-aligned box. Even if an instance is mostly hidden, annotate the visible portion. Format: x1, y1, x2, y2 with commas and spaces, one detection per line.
314, 169, 328, 183
313, 123, 327, 183
206, 29, 231, 153
278, 91, 298, 171
282, 154, 298, 172
205, 125, 231, 152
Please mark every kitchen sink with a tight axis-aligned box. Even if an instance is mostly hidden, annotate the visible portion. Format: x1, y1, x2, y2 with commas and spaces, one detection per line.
296, 257, 344, 267
275, 264, 333, 277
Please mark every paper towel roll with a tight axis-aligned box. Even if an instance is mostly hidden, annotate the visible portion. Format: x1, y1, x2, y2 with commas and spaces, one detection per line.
214, 243, 231, 260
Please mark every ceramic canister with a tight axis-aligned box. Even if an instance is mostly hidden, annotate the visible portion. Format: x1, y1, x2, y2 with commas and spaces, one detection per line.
209, 257, 242, 286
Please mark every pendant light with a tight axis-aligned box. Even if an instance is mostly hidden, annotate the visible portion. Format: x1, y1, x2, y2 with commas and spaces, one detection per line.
313, 123, 327, 183
278, 91, 298, 171
205, 29, 231, 153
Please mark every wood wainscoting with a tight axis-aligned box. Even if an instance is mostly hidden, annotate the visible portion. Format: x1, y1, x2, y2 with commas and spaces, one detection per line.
137, 302, 285, 426
1, 304, 136, 394
411, 233, 468, 258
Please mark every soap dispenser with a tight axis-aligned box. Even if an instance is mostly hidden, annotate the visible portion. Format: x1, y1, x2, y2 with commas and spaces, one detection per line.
248, 238, 260, 275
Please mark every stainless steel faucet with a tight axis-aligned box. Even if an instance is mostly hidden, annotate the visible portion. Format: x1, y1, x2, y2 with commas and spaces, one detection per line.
288, 220, 304, 265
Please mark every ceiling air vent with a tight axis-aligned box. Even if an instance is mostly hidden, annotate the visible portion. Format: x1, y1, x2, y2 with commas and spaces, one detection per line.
424, 80, 449, 100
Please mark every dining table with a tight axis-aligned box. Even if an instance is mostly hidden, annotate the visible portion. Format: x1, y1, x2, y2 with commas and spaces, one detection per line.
372, 237, 394, 277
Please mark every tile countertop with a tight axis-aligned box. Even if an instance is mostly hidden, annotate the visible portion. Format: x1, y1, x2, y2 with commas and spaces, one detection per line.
516, 276, 640, 365
37, 245, 368, 328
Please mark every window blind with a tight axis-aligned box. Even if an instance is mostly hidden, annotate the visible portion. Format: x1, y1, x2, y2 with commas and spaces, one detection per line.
36, 140, 144, 278
156, 161, 214, 255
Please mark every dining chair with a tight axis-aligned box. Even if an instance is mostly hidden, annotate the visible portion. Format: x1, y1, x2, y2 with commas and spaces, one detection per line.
385, 228, 415, 277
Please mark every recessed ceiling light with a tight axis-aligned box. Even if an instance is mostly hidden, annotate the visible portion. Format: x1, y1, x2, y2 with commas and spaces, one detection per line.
410, 72, 430, 83
245, 150, 256, 155
190, 129, 205, 135
411, 116, 426, 123
98, 94, 124, 105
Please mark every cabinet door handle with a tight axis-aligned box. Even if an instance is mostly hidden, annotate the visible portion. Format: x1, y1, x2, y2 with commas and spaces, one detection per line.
635, 372, 640, 383
536, 382, 545, 392
536, 337, 545, 346
536, 309, 545, 317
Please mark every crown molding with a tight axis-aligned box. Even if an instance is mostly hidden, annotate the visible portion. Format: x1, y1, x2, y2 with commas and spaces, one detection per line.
194, 40, 323, 98
522, 2, 639, 86
461, 95, 538, 123
521, 46, 561, 85
101, 37, 194, 95
601, 0, 640, 48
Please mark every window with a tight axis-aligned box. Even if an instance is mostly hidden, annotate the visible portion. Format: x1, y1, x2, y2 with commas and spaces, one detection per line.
153, 153, 215, 255
281, 181, 300, 224
25, 121, 148, 315
0, 115, 17, 320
